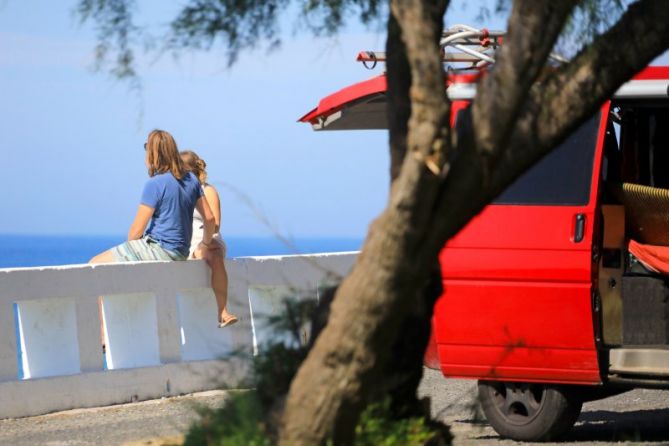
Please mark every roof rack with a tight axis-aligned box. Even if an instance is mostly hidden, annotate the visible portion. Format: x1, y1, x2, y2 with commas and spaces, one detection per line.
357, 24, 566, 70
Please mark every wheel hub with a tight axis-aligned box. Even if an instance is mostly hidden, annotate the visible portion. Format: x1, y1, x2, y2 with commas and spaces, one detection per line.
490, 382, 546, 425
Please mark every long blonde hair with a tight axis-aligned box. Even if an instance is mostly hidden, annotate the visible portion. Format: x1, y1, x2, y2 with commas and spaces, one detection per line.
180, 150, 208, 185
146, 130, 186, 179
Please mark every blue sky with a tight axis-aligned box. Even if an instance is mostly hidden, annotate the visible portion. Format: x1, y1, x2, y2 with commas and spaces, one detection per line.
0, 2, 666, 238
0, 1, 397, 238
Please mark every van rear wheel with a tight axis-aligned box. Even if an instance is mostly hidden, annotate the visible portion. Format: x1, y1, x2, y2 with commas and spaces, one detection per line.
478, 380, 582, 441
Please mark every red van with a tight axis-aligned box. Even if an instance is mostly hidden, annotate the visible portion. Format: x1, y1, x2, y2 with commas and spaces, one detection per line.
299, 28, 669, 442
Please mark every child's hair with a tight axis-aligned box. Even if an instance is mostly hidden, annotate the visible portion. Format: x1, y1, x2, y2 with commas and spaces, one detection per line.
180, 150, 208, 185
145, 130, 186, 179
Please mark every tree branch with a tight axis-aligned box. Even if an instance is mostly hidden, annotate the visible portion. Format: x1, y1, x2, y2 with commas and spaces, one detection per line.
420, 2, 578, 242
535, 0, 669, 148
494, 0, 669, 193
386, 0, 452, 240
424, 0, 669, 256
386, 14, 412, 182
472, 0, 577, 162
75, 0, 141, 83
391, 0, 451, 178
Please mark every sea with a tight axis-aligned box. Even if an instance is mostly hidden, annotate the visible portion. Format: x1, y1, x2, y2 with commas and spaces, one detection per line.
0, 234, 363, 269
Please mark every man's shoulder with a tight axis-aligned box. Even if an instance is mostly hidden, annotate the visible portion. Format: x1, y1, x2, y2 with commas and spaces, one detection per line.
148, 172, 174, 185
143, 174, 175, 198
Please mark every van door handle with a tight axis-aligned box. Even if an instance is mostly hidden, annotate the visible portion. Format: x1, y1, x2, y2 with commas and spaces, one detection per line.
573, 213, 586, 243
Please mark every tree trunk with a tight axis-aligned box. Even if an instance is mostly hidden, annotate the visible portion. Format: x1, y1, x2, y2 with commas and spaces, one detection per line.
280, 1, 669, 445
384, 4, 444, 423
280, 2, 450, 444
386, 13, 410, 182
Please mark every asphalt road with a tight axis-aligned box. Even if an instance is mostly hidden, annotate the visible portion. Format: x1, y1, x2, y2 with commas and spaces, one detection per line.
417, 369, 669, 445
2, 369, 669, 445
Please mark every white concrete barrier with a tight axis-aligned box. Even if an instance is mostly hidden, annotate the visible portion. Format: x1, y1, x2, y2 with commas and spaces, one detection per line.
0, 252, 356, 419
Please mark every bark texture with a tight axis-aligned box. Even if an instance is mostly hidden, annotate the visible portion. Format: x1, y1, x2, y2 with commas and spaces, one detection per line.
280, 1, 669, 444
383, 4, 446, 422
280, 4, 449, 444
386, 14, 411, 182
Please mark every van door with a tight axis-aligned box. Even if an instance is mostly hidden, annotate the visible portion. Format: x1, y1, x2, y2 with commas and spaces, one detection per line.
434, 107, 608, 385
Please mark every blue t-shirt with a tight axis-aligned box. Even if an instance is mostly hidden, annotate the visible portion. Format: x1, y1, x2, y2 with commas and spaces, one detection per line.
141, 172, 203, 256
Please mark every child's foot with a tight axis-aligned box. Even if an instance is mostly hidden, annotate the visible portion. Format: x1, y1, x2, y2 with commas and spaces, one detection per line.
218, 315, 238, 328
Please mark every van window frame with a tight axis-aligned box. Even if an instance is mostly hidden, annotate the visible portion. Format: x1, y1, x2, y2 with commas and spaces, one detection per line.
492, 112, 601, 206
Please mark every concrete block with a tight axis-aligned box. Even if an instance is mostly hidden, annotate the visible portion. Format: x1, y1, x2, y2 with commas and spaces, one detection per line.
75, 297, 104, 373
16, 297, 80, 379
177, 288, 235, 362
102, 293, 160, 370
225, 262, 254, 354
0, 359, 249, 419
0, 300, 18, 381
248, 285, 316, 355
155, 290, 181, 364
0, 252, 357, 417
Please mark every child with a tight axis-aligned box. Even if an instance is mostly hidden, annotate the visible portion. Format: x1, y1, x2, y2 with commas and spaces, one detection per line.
181, 150, 238, 327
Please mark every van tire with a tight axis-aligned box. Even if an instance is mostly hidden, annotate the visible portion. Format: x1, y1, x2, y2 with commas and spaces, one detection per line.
478, 380, 582, 441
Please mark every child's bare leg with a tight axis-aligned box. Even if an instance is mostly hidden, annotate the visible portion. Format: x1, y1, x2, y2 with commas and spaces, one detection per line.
210, 251, 228, 315
209, 251, 235, 322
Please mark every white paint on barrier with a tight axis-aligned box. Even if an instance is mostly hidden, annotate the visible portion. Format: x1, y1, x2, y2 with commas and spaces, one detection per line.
0, 359, 247, 419
249, 285, 291, 355
16, 297, 80, 379
154, 290, 181, 365
103, 293, 160, 370
0, 300, 18, 380
248, 285, 316, 355
177, 288, 235, 362
0, 252, 357, 418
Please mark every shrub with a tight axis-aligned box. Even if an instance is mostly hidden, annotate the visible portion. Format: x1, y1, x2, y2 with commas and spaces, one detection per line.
183, 295, 450, 445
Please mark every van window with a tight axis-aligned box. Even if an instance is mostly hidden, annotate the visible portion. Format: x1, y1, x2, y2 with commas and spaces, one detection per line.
493, 113, 600, 205
616, 104, 669, 188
